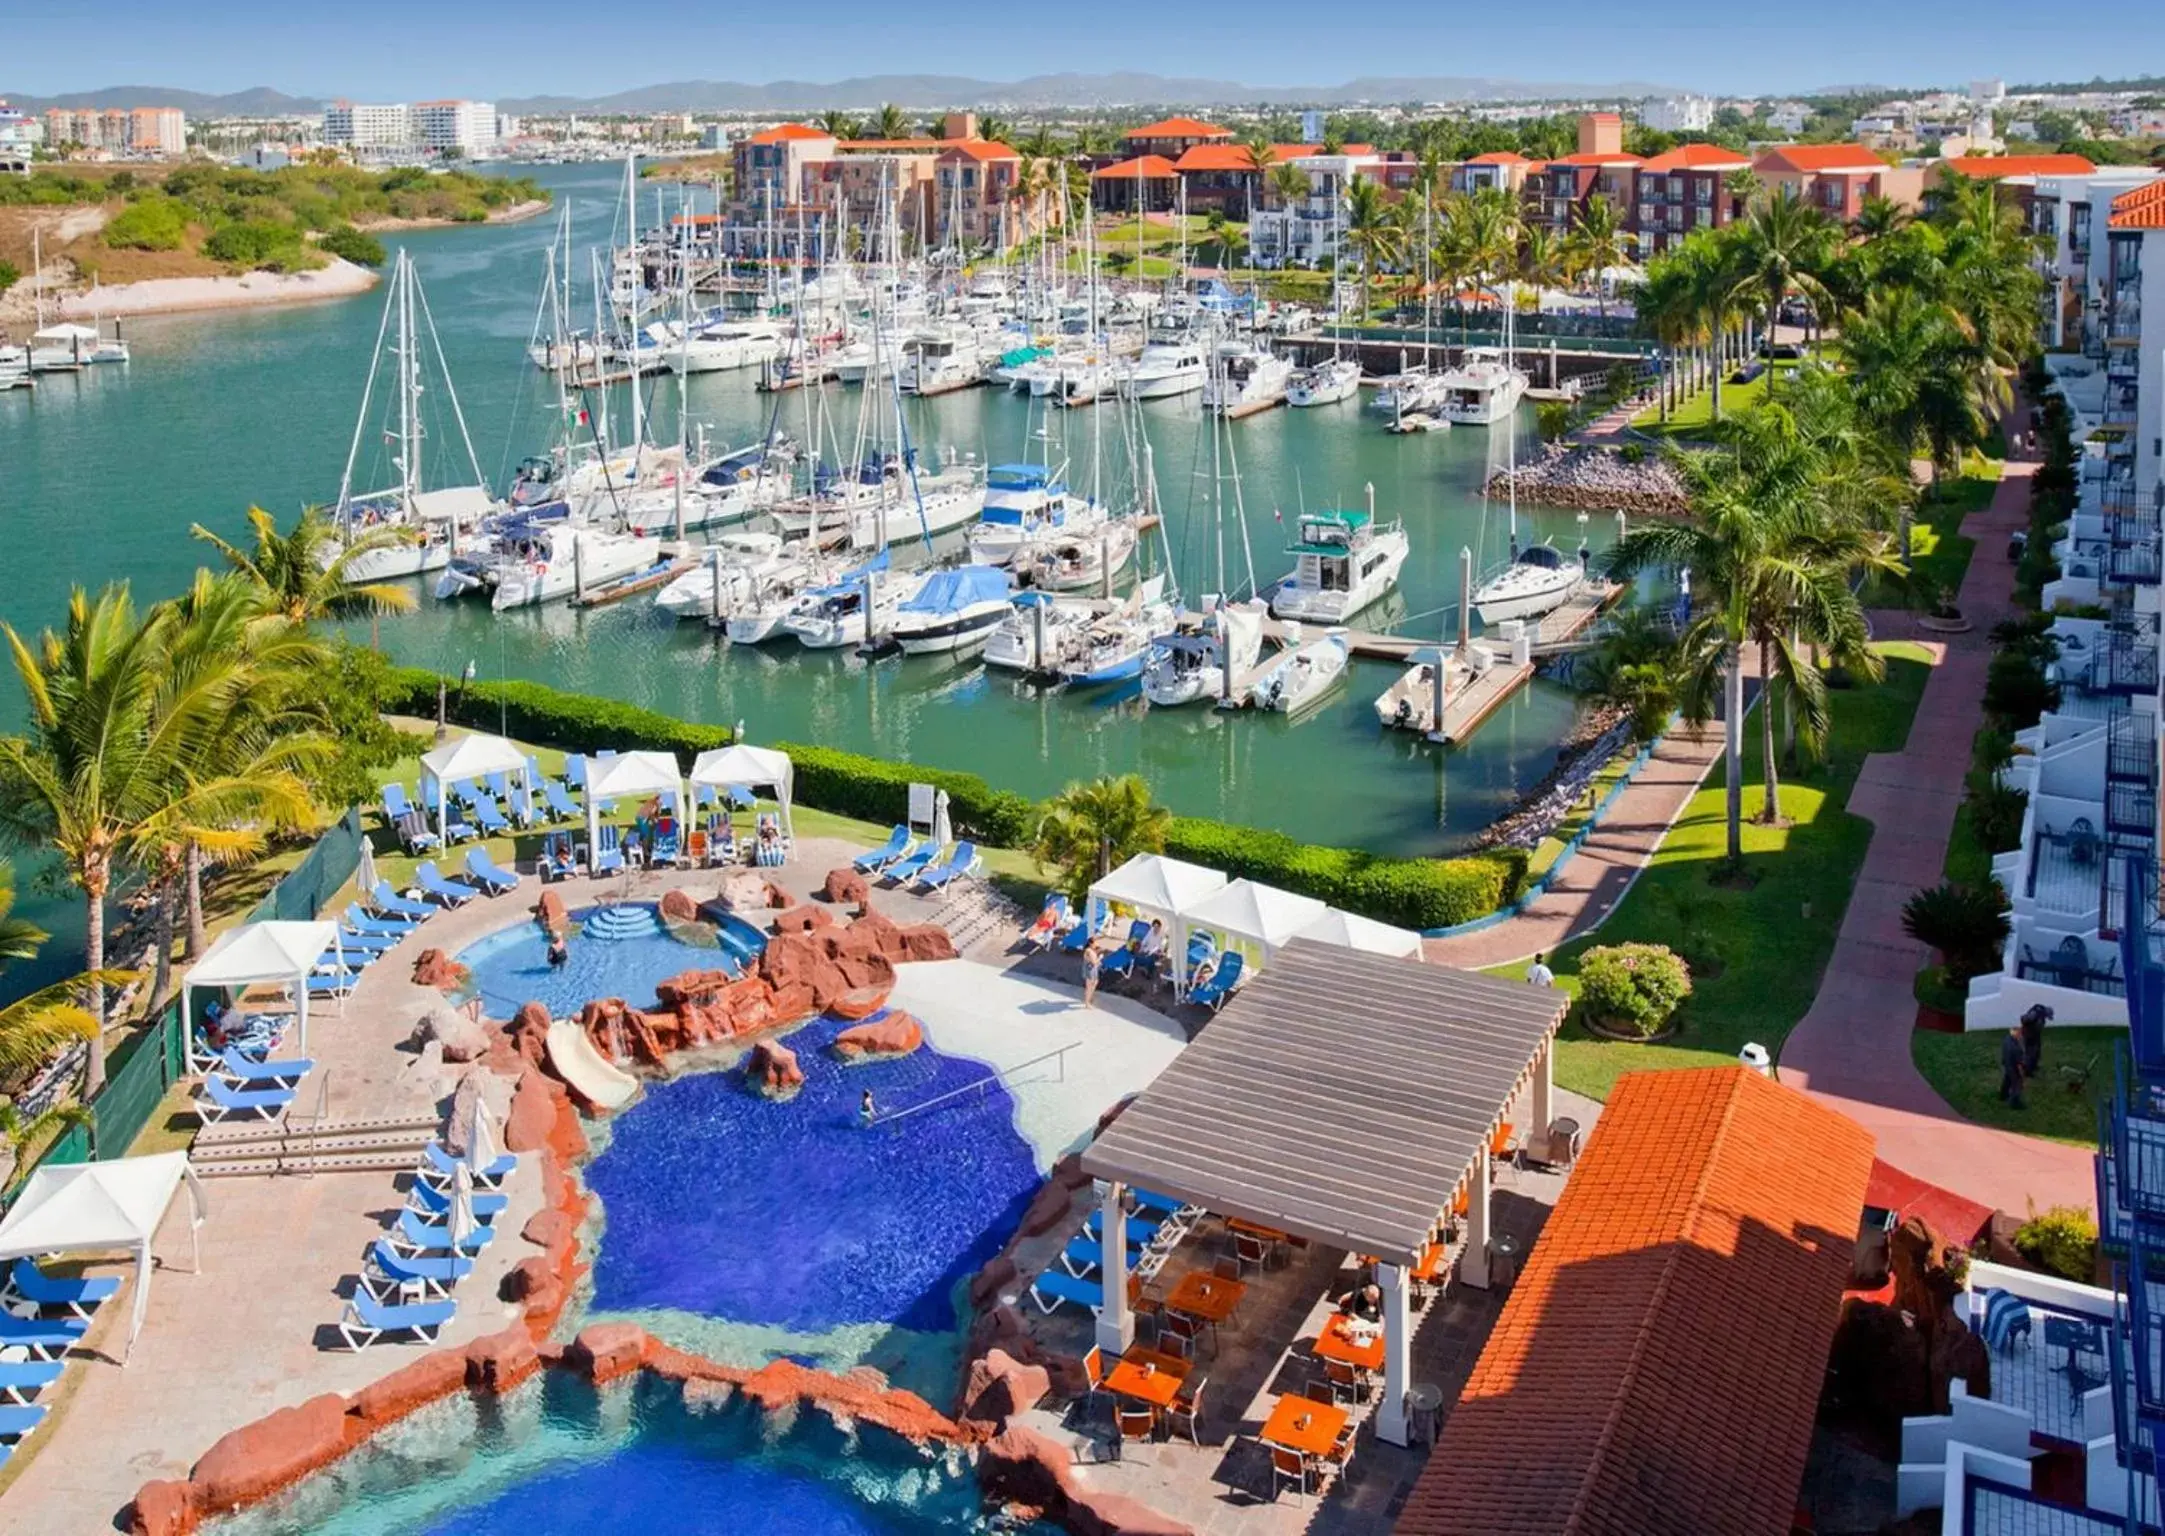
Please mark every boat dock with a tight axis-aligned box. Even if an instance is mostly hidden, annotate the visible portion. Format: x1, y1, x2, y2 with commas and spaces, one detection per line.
573, 558, 695, 609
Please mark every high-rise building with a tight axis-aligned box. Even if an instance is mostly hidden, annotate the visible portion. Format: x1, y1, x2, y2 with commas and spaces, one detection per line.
127, 107, 186, 156
323, 102, 414, 149
413, 100, 497, 156
1640, 95, 1715, 134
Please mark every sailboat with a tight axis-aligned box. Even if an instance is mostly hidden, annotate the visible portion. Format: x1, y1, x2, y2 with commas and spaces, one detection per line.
1144, 368, 1269, 708
887, 564, 1017, 656
328, 250, 500, 583
1289, 193, 1359, 407
1471, 403, 1580, 625
1058, 577, 1174, 686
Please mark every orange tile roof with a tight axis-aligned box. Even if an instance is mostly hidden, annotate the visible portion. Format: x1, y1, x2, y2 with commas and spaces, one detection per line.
1640, 143, 1752, 172
1942, 152, 2098, 178
837, 137, 944, 152
1090, 154, 1179, 180
2111, 179, 2165, 229
1126, 115, 1230, 140
1757, 142, 1886, 174
1551, 150, 1644, 167
1465, 150, 1530, 165
747, 122, 831, 145
938, 138, 1019, 162
1172, 142, 1316, 172
1396, 1066, 1875, 1536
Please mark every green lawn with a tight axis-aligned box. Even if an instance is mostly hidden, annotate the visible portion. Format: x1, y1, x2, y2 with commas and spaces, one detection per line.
1911, 1026, 2119, 1147
1630, 367, 1781, 438
1863, 459, 2003, 610
1490, 643, 1935, 1102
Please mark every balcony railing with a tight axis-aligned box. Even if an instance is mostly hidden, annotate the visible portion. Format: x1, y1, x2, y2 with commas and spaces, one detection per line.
2111, 708, 2155, 784
2109, 620, 2162, 685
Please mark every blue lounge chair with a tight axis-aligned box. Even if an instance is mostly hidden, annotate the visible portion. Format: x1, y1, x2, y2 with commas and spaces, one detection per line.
509, 783, 537, 827
1026, 894, 1070, 949
1027, 1269, 1104, 1316
469, 797, 511, 836
1060, 1235, 1144, 1278
542, 779, 580, 821
332, 924, 400, 954
362, 1238, 475, 1301
727, 784, 757, 809
1095, 920, 1153, 981
382, 786, 439, 848
217, 1049, 314, 1088
485, 771, 511, 799
464, 846, 518, 896
370, 881, 436, 922
4, 1259, 119, 1322
1132, 1189, 1190, 1218
336, 1289, 457, 1349
419, 1139, 515, 1189
0, 1360, 64, 1405
1060, 915, 1098, 954
388, 1208, 495, 1258
306, 972, 358, 1001
0, 1403, 48, 1443
539, 831, 578, 882
853, 825, 913, 872
884, 841, 945, 885
752, 811, 785, 868
913, 840, 980, 893
564, 755, 590, 791
345, 903, 416, 937
1187, 951, 1245, 1011
198, 1074, 297, 1124
1083, 1209, 1166, 1250
416, 861, 480, 907
408, 1178, 510, 1225
591, 824, 625, 877
0, 1312, 87, 1361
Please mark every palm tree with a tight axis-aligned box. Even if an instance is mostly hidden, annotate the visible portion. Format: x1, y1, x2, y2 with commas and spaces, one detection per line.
1725, 187, 1837, 380
1634, 252, 1703, 422
976, 115, 1012, 147
817, 109, 860, 141
871, 103, 909, 142
0, 857, 42, 968
1561, 195, 1633, 314
190, 505, 416, 625
1855, 193, 1912, 241
1241, 133, 1276, 220
1516, 224, 1566, 298
1679, 234, 1748, 420
1343, 176, 1396, 318
1840, 287, 1989, 486
1032, 775, 1172, 901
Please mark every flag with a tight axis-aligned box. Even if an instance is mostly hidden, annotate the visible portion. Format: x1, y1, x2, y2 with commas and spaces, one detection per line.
576, 407, 590, 425
1272, 506, 1284, 524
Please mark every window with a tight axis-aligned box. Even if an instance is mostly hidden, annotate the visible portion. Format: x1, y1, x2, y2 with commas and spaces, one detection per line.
1695, 178, 1713, 205
1639, 203, 1655, 226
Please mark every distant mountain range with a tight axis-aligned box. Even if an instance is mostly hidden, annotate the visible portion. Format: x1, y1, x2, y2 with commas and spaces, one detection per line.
2, 74, 1688, 119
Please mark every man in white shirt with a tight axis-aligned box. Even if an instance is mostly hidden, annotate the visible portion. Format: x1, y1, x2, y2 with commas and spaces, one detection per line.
1525, 952, 1555, 987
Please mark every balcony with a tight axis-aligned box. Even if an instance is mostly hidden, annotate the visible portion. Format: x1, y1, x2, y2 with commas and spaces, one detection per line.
2108, 620, 2162, 689
2107, 497, 2161, 587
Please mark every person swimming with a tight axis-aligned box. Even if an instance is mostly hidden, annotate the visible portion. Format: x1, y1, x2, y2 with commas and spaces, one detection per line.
859, 1089, 877, 1126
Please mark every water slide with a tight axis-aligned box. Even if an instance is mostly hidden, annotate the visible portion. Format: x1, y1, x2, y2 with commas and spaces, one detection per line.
545, 1020, 640, 1112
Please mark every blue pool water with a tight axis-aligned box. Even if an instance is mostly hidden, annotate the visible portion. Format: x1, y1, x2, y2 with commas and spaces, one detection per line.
215, 1372, 1038, 1535
456, 904, 764, 1020
585, 1013, 1039, 1337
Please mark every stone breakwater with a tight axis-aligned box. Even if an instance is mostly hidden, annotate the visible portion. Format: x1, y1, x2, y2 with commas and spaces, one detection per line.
1487, 443, 1690, 517
1471, 710, 1635, 853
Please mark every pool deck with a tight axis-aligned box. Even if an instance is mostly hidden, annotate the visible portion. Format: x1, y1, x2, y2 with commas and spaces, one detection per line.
0, 838, 1153, 1532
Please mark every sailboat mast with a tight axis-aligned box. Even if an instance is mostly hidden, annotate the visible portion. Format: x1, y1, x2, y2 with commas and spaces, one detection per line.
399, 253, 420, 510
336, 259, 399, 519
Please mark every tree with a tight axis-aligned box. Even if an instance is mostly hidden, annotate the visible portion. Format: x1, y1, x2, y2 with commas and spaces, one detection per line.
1032, 775, 1172, 901
1725, 186, 1837, 379
1562, 194, 1633, 314
189, 505, 416, 624
1343, 176, 1396, 318
976, 115, 1012, 147
1840, 287, 1989, 485
1516, 224, 1566, 297
1241, 133, 1277, 219
817, 109, 860, 140
871, 103, 909, 141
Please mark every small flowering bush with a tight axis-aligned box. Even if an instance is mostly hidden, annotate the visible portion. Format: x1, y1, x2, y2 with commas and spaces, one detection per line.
1576, 943, 1692, 1039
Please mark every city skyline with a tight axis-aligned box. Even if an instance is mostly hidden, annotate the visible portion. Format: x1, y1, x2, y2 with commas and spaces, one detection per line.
5, 0, 2162, 105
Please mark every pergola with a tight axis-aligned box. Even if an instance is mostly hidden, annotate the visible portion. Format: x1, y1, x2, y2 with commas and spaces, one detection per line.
581, 750, 685, 865
0, 1152, 208, 1358
420, 732, 531, 847
690, 744, 795, 841
182, 919, 341, 1053
1079, 939, 1568, 1446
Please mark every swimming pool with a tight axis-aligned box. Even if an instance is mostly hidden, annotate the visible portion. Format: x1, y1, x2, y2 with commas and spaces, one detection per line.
211, 1370, 1039, 1535
456, 903, 764, 1020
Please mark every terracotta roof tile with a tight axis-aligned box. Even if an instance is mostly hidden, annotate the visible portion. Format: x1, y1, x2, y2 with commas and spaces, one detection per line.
1941, 152, 2097, 178
1126, 115, 1230, 140
747, 123, 832, 145
1756, 143, 1886, 174
1090, 154, 1179, 180
1640, 143, 1752, 172
1172, 142, 1317, 172
2109, 179, 2165, 228
938, 139, 1019, 162
1551, 150, 1643, 167
1394, 1066, 1875, 1536
1465, 151, 1530, 165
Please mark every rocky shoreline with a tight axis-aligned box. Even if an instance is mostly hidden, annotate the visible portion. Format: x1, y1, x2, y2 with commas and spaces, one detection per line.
1487, 442, 1691, 518
1471, 708, 1636, 853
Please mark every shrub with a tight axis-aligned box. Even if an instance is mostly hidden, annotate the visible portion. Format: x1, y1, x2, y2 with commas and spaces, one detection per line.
1965, 781, 2027, 854
2013, 1205, 2098, 1283
1619, 442, 1646, 465
316, 223, 387, 267
1899, 881, 2011, 984
1163, 817, 1524, 930
1983, 650, 2058, 729
775, 743, 1037, 847
101, 195, 188, 251
379, 667, 733, 760
203, 218, 304, 267
0, 260, 16, 295
1576, 943, 1692, 1038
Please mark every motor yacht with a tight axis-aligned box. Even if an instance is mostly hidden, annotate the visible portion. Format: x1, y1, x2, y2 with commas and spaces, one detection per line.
1287, 357, 1360, 407
666, 316, 787, 375
1245, 628, 1349, 716
1202, 342, 1292, 419
984, 593, 1096, 674
488, 525, 665, 611
1434, 348, 1530, 425
967, 463, 1100, 566
783, 567, 924, 649
1143, 601, 1268, 708
1267, 508, 1410, 625
1118, 333, 1210, 401
887, 565, 1016, 655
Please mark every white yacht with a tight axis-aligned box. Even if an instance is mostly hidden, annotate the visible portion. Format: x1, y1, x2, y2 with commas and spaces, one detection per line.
968, 463, 1100, 567
1013, 521, 1138, 594
1287, 358, 1360, 407
724, 557, 834, 644
898, 329, 990, 397
784, 567, 925, 649
984, 594, 1096, 674
489, 525, 665, 611
653, 531, 807, 622
1119, 334, 1210, 401
620, 439, 796, 537
1367, 368, 1438, 415
888, 565, 1016, 656
1472, 543, 1581, 626
1267, 507, 1410, 625
1375, 648, 1476, 734
1058, 582, 1174, 685
1202, 342, 1292, 420
1245, 628, 1349, 716
1055, 354, 1119, 407
1143, 602, 1268, 709
1435, 348, 1530, 425
667, 316, 787, 375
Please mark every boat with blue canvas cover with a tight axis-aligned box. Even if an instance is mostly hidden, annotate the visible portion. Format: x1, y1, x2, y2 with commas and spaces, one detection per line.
888, 565, 1016, 656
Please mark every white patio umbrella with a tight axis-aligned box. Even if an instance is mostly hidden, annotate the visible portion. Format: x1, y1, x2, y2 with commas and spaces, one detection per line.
356, 838, 380, 904
449, 1163, 477, 1252
465, 1097, 498, 1176
933, 788, 952, 850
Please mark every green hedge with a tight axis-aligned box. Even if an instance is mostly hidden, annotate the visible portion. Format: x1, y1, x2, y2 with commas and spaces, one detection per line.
378, 665, 1522, 929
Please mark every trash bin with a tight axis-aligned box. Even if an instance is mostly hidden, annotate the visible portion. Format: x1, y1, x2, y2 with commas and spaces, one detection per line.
1489, 1233, 1523, 1290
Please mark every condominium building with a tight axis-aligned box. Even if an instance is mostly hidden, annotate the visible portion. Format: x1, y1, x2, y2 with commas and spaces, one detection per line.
1632, 142, 1752, 255
127, 107, 185, 156
323, 101, 414, 150
0, 101, 41, 151
414, 101, 496, 156
1639, 94, 1715, 134
43, 108, 131, 153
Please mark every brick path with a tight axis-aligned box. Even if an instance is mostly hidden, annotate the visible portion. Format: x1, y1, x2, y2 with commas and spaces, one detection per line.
1779, 456, 2097, 1219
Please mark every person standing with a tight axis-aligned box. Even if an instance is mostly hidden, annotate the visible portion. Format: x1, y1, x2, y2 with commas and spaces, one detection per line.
1999, 1024, 2028, 1109
2021, 1004, 2053, 1078
1082, 945, 1101, 1009
1525, 953, 1555, 987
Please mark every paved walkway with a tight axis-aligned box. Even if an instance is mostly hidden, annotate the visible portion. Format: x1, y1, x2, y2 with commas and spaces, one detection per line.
1780, 456, 2097, 1219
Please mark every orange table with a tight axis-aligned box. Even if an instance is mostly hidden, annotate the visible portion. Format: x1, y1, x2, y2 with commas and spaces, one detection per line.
1164, 1271, 1246, 1325
1314, 1314, 1385, 1373
1259, 1393, 1348, 1458
1103, 1348, 1190, 1410
1410, 1243, 1451, 1285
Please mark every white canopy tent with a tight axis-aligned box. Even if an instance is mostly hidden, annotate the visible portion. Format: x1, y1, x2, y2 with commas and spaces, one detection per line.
0, 1152, 207, 1358
1178, 878, 1330, 963
689, 744, 795, 841
582, 750, 686, 866
1088, 854, 1228, 988
1294, 908, 1426, 960
420, 732, 532, 846
182, 919, 340, 1054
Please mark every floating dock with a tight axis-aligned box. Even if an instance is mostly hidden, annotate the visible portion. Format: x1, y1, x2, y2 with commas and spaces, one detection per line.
573, 559, 695, 609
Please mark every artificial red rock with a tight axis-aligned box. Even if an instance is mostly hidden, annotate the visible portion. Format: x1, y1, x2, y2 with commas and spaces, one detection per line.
765, 981, 817, 1025
410, 949, 468, 990
658, 887, 700, 925
412, 1002, 493, 1063
835, 951, 898, 992
1018, 1180, 1076, 1238
834, 910, 903, 963
822, 867, 870, 907
969, 1256, 1019, 1312
833, 1012, 922, 1059
1068, 1490, 1197, 1536
536, 888, 569, 938
500, 1255, 557, 1304
190, 1393, 351, 1513
346, 1348, 469, 1432
570, 1322, 651, 1385
504, 1068, 558, 1153
748, 1040, 804, 1097
759, 932, 826, 990
1051, 1152, 1094, 1191
977, 1425, 1076, 1513
896, 924, 959, 962
656, 968, 735, 1008
683, 1377, 738, 1414
960, 1348, 1051, 1426
775, 904, 835, 935
717, 871, 776, 911
127, 1480, 198, 1536
506, 1001, 552, 1065
463, 1327, 542, 1393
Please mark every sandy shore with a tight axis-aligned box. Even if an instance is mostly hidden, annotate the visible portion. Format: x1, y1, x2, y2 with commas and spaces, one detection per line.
43, 257, 381, 319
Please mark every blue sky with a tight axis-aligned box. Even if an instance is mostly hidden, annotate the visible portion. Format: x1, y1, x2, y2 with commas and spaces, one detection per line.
3, 0, 2153, 100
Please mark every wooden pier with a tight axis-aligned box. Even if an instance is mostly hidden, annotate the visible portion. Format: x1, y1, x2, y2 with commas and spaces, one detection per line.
573, 559, 695, 609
